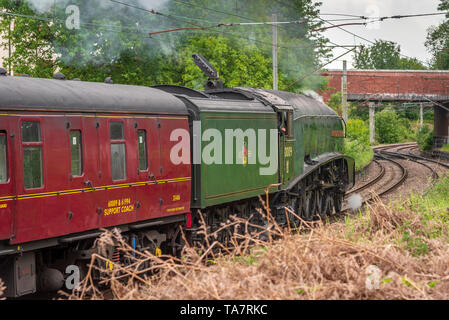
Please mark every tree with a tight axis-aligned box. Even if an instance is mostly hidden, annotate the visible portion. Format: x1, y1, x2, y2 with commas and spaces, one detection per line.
426, 0, 449, 69
327, 91, 342, 115
354, 40, 426, 70
0, 0, 58, 77
354, 40, 401, 69
375, 109, 404, 144
398, 57, 427, 70
0, 0, 330, 91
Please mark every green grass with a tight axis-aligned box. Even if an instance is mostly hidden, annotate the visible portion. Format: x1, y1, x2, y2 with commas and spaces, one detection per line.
406, 175, 449, 241
440, 143, 449, 152
344, 139, 374, 171
343, 175, 449, 257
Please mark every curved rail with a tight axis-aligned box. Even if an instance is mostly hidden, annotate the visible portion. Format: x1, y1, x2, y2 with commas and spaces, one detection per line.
379, 150, 440, 180
343, 153, 408, 212
373, 153, 408, 197
346, 160, 385, 196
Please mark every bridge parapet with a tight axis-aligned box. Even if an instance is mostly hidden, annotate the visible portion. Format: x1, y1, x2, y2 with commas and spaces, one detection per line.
320, 69, 449, 150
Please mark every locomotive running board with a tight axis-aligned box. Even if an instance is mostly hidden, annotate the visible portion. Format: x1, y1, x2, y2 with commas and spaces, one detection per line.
283, 153, 355, 192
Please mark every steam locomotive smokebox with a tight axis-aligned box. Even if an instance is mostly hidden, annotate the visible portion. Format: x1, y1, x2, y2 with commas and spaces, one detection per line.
434, 104, 449, 148
0, 252, 36, 297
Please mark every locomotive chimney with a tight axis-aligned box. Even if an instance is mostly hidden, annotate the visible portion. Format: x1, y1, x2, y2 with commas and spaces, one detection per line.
192, 53, 223, 92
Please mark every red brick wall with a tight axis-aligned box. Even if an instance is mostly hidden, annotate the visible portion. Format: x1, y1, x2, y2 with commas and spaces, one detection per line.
319, 70, 449, 104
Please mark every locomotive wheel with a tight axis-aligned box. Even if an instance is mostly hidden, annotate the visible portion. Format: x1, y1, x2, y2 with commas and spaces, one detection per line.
321, 192, 334, 217
293, 196, 304, 227
168, 227, 187, 258
314, 189, 323, 219
303, 190, 315, 221
333, 192, 344, 213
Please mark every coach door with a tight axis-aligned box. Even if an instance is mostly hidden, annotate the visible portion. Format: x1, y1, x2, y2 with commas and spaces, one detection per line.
134, 117, 162, 221
0, 120, 14, 241
66, 116, 102, 234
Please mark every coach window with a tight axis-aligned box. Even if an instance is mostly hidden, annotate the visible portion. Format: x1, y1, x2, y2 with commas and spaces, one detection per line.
70, 130, 83, 176
0, 132, 7, 183
110, 122, 126, 180
22, 121, 43, 189
138, 130, 148, 171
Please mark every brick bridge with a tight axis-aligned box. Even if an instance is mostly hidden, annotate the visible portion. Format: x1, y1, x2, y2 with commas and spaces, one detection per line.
320, 69, 449, 147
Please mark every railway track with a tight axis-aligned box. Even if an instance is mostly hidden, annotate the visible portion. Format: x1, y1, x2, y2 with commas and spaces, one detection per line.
343, 142, 449, 212
343, 153, 407, 211
379, 143, 449, 177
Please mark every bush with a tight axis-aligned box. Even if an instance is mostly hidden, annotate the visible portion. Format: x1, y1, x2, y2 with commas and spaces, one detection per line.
375, 109, 404, 144
441, 143, 449, 152
328, 92, 342, 115
346, 119, 370, 145
398, 118, 415, 141
344, 139, 374, 171
417, 126, 434, 151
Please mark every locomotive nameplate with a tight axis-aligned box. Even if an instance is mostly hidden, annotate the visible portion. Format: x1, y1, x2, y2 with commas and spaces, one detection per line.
331, 130, 345, 137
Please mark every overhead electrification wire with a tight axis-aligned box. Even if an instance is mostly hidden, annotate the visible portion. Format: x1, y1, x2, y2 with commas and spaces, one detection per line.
0, 9, 152, 35
108, 0, 349, 52
319, 11, 449, 20
283, 47, 357, 90
316, 16, 430, 67
274, 0, 433, 66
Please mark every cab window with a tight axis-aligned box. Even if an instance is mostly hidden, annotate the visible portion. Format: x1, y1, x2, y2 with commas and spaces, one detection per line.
22, 121, 43, 189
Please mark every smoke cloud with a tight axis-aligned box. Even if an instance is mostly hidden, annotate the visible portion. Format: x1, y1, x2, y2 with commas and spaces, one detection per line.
347, 194, 363, 212
20, 0, 326, 91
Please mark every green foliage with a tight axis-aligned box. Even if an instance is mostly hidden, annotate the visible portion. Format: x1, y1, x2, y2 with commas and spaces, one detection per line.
398, 57, 427, 70
407, 175, 449, 241
354, 40, 426, 70
348, 103, 369, 121
343, 119, 373, 171
0, 0, 331, 92
327, 91, 342, 115
398, 118, 415, 141
441, 143, 449, 151
346, 119, 369, 145
426, 1, 449, 69
401, 230, 429, 257
0, 0, 58, 77
417, 126, 434, 151
375, 109, 408, 144
343, 139, 373, 171
354, 40, 401, 69
168, 35, 274, 90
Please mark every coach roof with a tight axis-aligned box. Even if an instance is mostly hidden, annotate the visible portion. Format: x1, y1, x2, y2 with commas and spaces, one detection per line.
0, 76, 188, 115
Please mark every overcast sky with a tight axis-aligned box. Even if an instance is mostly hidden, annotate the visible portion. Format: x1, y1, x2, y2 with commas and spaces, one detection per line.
318, 0, 445, 69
